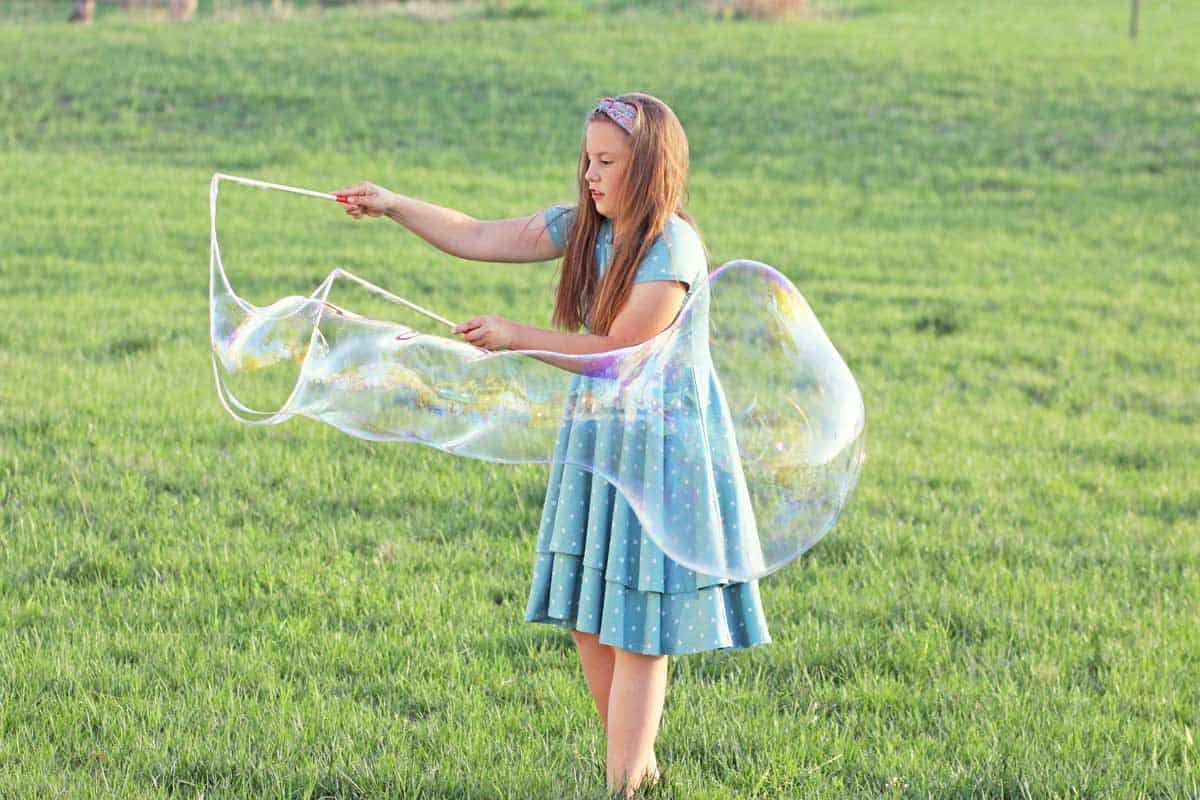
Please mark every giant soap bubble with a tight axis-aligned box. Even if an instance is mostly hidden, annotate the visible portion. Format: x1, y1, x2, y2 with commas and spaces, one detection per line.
209, 173, 866, 581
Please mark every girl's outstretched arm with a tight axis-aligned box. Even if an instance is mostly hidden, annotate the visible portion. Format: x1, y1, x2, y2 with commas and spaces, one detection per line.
331, 182, 561, 263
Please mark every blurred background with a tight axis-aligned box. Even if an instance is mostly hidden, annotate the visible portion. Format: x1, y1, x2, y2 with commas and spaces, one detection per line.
1, 2, 1196, 798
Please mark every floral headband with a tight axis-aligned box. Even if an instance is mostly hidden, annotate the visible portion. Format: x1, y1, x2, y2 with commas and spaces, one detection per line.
595, 96, 637, 135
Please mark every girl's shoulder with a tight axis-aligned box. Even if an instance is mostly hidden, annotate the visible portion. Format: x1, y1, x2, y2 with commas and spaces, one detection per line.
663, 214, 706, 261
543, 204, 576, 250
661, 214, 704, 253
638, 215, 706, 286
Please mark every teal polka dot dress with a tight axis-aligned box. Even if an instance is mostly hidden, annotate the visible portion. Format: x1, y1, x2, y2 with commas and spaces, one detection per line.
523, 205, 772, 656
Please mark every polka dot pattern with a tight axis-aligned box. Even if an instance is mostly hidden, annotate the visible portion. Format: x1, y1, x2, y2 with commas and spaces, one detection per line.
523, 206, 773, 657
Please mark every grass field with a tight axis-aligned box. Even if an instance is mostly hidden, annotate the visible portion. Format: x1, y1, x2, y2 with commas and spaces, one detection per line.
1, 1, 1198, 797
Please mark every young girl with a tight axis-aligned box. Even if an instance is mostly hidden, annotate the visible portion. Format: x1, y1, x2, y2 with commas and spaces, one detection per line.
332, 92, 771, 798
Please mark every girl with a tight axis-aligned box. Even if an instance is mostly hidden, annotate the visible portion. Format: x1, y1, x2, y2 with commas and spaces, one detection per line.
332, 92, 771, 798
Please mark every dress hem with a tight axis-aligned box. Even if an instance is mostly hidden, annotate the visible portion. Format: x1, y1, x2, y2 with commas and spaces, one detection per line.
523, 612, 774, 657
525, 555, 773, 657
534, 547, 733, 595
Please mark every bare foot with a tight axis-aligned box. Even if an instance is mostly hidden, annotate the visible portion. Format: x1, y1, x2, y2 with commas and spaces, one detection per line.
609, 762, 660, 799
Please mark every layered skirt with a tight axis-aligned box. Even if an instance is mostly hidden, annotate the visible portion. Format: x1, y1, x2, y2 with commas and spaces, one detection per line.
523, 361, 772, 656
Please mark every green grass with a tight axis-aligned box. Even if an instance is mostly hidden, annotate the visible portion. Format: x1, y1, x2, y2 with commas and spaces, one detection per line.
2, 1, 1198, 797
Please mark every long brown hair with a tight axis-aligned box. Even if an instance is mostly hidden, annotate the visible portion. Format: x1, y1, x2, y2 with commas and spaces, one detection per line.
550, 92, 709, 335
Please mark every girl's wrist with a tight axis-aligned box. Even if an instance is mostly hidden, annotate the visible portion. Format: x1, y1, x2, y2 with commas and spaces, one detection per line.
383, 192, 407, 223
508, 322, 530, 351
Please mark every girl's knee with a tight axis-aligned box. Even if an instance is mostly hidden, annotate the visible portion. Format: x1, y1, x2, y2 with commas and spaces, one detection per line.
572, 629, 606, 648
613, 648, 668, 666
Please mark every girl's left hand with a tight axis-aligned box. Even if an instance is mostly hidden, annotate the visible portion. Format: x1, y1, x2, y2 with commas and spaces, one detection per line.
452, 315, 520, 351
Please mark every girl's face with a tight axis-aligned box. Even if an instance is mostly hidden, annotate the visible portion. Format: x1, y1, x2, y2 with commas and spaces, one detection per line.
584, 119, 631, 220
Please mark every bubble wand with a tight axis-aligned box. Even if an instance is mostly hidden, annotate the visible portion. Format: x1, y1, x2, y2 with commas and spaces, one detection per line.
212, 172, 458, 329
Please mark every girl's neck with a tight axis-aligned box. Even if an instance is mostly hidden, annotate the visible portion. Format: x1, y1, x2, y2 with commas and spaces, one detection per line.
611, 219, 626, 249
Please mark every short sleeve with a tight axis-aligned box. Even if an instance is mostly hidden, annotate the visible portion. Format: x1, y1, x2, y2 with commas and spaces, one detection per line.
632, 220, 703, 290
543, 204, 576, 251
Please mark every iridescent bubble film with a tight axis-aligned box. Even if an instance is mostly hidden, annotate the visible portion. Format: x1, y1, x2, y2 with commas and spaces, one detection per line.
209, 174, 866, 580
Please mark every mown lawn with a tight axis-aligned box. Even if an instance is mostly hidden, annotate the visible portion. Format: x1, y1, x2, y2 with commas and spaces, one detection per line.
1, 1, 1197, 797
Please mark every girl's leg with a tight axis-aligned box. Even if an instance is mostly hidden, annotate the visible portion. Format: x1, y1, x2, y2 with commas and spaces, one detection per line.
571, 629, 616, 729
606, 648, 668, 798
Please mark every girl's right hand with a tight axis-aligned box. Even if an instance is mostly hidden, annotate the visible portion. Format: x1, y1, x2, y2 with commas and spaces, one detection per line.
330, 181, 396, 219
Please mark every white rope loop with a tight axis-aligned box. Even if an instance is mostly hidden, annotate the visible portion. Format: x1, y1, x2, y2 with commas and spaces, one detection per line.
209, 172, 457, 328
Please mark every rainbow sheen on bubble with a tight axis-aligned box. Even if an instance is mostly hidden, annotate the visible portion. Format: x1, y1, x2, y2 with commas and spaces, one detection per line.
209, 174, 866, 580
